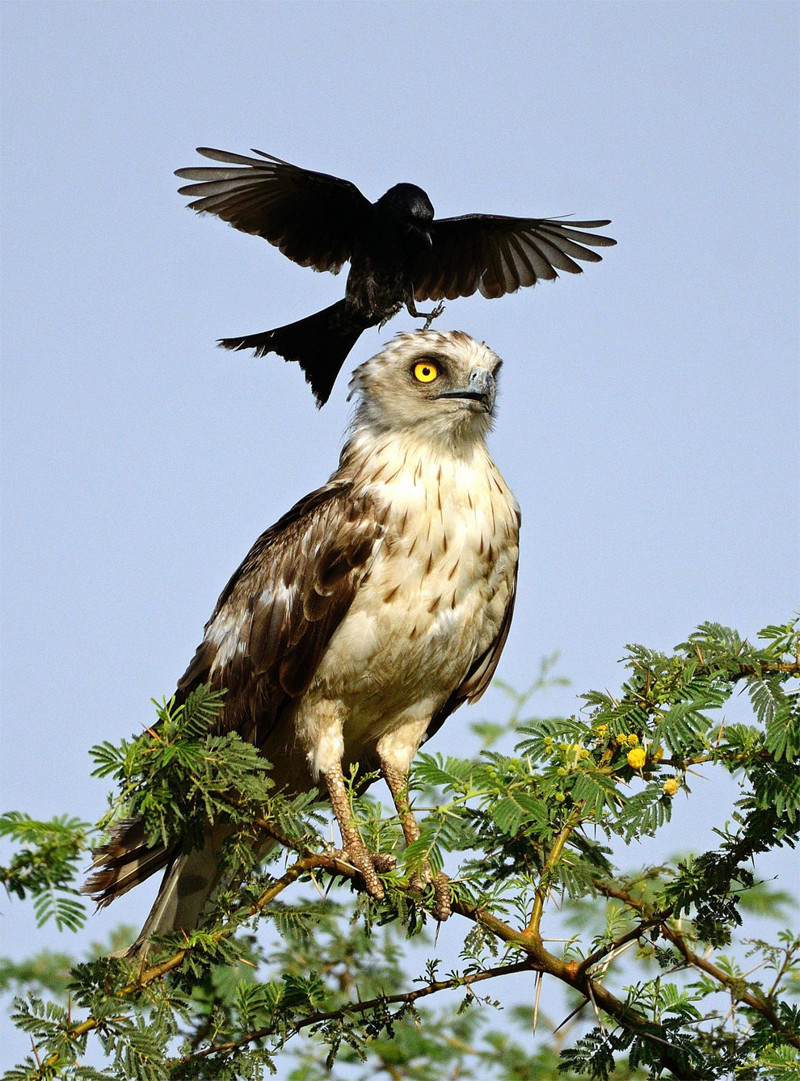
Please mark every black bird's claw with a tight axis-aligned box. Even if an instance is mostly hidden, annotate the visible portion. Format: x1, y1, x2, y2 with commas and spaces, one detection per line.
405, 298, 446, 329
421, 301, 446, 330
415, 300, 447, 328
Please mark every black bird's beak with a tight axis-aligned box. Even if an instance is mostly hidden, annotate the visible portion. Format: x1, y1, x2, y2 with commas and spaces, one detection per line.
409, 224, 433, 248
435, 368, 496, 413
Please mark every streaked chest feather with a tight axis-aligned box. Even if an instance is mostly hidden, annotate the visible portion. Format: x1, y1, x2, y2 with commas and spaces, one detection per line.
316, 442, 519, 707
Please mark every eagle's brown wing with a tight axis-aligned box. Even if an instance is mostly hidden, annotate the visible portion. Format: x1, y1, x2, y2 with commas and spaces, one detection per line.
414, 215, 616, 301
175, 147, 372, 272
177, 480, 387, 746
84, 480, 385, 910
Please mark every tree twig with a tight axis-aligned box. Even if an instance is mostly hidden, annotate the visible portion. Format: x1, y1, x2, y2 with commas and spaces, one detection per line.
592, 878, 800, 1050
173, 958, 535, 1066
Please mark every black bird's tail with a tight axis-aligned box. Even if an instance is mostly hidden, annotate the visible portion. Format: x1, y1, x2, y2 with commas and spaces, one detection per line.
218, 301, 370, 407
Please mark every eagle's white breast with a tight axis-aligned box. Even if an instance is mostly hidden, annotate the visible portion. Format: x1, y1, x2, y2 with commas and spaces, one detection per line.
295, 432, 520, 778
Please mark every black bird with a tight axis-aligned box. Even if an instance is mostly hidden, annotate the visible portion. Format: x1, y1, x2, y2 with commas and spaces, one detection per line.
176, 147, 616, 405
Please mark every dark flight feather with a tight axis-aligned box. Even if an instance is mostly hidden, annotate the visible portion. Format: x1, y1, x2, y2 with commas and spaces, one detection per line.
178, 148, 371, 271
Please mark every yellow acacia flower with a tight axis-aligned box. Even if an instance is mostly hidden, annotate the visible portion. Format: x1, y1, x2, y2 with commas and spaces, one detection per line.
663, 777, 680, 796
627, 747, 647, 770
626, 733, 639, 746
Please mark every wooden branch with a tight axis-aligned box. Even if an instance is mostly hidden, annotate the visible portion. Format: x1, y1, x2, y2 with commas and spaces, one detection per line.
525, 807, 583, 935
592, 878, 800, 1050
577, 915, 666, 977
54, 848, 682, 1073
174, 959, 536, 1067
660, 922, 800, 1050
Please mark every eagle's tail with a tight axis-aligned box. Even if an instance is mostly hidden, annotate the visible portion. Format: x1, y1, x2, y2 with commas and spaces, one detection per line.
84, 817, 252, 955
218, 300, 369, 407
84, 817, 171, 907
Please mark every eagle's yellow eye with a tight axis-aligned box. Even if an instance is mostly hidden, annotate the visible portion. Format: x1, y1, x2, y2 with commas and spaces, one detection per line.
413, 360, 439, 383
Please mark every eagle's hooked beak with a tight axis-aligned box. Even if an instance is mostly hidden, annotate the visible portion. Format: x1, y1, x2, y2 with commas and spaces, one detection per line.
435, 368, 496, 413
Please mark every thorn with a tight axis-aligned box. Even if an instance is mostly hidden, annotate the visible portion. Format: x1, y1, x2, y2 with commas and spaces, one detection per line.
533, 971, 543, 1035
587, 981, 607, 1035
553, 997, 589, 1033
309, 870, 326, 900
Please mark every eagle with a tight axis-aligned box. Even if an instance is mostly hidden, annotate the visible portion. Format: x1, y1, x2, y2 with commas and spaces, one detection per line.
85, 330, 520, 949
175, 146, 616, 405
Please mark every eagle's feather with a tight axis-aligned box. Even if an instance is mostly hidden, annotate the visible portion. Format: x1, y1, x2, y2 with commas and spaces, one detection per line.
85, 329, 520, 949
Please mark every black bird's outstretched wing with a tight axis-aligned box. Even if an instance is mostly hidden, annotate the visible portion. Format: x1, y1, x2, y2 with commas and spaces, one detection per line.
175, 148, 373, 273
414, 215, 617, 301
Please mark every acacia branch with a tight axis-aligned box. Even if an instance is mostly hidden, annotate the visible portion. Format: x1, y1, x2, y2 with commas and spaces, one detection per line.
577, 914, 666, 977
661, 923, 800, 1049
56, 844, 687, 1073
447, 895, 708, 1078
592, 879, 800, 1050
166, 872, 705, 1075
525, 806, 583, 935
50, 850, 365, 1054
173, 958, 536, 1067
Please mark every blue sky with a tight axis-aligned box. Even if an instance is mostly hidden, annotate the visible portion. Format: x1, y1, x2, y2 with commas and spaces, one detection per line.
1, 0, 798, 1063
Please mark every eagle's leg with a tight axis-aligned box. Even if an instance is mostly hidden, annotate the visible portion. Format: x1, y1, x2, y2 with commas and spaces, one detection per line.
379, 756, 451, 922
323, 761, 386, 900
405, 298, 446, 329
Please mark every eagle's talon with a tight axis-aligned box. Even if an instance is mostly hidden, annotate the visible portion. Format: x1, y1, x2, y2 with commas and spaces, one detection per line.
372, 851, 398, 872
432, 871, 451, 922
332, 844, 385, 899
408, 865, 451, 922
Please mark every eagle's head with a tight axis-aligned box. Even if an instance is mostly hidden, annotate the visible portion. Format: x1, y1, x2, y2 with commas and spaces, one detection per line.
348, 330, 502, 447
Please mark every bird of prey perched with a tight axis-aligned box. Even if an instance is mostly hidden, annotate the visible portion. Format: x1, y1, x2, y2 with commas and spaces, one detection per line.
86, 329, 520, 950
175, 147, 616, 405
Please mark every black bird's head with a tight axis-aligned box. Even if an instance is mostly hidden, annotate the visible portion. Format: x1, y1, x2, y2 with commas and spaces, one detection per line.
376, 183, 435, 245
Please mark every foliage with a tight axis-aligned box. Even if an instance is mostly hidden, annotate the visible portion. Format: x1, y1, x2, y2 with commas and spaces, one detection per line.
1, 621, 799, 1080
0, 814, 90, 933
